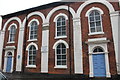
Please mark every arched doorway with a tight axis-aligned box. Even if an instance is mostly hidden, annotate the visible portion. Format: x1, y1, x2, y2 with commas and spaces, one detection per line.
6, 52, 12, 72
92, 46, 106, 77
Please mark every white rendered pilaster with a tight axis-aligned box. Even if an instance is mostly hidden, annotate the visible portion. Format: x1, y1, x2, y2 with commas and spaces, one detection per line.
41, 23, 49, 73
0, 31, 5, 70
16, 18, 26, 71
73, 18, 83, 74
110, 11, 119, 74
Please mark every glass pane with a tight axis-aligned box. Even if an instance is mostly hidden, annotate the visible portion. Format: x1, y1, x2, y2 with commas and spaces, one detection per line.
57, 32, 61, 36
29, 61, 32, 65
96, 21, 101, 26
57, 61, 61, 65
62, 49, 66, 54
62, 55, 66, 59
91, 28, 95, 32
57, 21, 61, 26
57, 55, 61, 59
90, 22, 95, 28
89, 11, 94, 17
96, 27, 102, 32
90, 17, 94, 21
95, 11, 100, 15
62, 21, 65, 25
95, 16, 100, 21
57, 49, 61, 54
62, 60, 66, 65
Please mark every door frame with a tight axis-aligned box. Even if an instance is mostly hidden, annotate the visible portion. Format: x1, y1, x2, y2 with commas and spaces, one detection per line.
3, 46, 15, 73
87, 38, 111, 77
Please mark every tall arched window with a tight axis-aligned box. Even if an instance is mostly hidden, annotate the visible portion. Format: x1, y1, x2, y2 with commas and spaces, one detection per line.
56, 43, 66, 66
28, 45, 36, 65
89, 10, 102, 33
29, 21, 38, 40
56, 16, 66, 37
9, 25, 16, 42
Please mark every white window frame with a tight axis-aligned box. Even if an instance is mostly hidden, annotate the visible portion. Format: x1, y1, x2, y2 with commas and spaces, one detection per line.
53, 13, 68, 39
86, 7, 104, 35
28, 19, 39, 41
53, 40, 69, 68
8, 23, 17, 43
26, 42, 38, 68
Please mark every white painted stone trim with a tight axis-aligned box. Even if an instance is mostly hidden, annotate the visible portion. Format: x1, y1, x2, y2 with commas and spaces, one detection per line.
16, 17, 26, 71
3, 17, 22, 31
77, 0, 115, 17
8, 23, 17, 30
53, 13, 68, 22
26, 42, 38, 50
73, 18, 83, 74
53, 40, 69, 49
3, 47, 15, 73
46, 5, 75, 23
85, 7, 104, 17
28, 18, 40, 27
41, 27, 49, 73
27, 11, 45, 23
110, 11, 119, 74
87, 38, 111, 77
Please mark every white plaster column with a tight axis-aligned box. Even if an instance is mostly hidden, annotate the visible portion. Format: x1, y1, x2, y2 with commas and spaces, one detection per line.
0, 31, 5, 70
41, 23, 49, 73
110, 11, 119, 74
16, 18, 26, 71
73, 17, 83, 74
89, 53, 94, 77
118, 12, 120, 74
105, 52, 111, 77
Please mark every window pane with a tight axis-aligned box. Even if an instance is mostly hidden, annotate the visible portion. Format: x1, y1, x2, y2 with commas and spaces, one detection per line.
91, 28, 95, 32
96, 21, 101, 26
95, 11, 100, 15
90, 17, 94, 21
57, 49, 61, 54
95, 16, 100, 21
57, 55, 61, 59
90, 22, 95, 28
62, 60, 66, 65
96, 27, 102, 32
62, 55, 66, 59
57, 61, 61, 65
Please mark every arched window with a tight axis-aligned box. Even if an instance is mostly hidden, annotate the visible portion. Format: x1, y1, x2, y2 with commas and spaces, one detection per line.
28, 45, 36, 65
56, 16, 66, 37
89, 10, 102, 33
93, 46, 104, 53
7, 52, 12, 56
29, 21, 38, 40
9, 25, 16, 42
56, 43, 66, 66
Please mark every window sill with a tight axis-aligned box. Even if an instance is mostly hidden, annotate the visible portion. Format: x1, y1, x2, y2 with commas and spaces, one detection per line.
7, 41, 15, 44
88, 32, 104, 36
54, 66, 67, 69
26, 65, 36, 68
55, 36, 67, 39
27, 39, 37, 42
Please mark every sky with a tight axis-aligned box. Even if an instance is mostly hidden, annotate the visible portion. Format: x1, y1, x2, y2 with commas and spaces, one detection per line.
0, 0, 60, 29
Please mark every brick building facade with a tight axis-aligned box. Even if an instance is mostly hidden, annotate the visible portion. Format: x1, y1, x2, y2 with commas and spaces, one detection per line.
0, 0, 120, 79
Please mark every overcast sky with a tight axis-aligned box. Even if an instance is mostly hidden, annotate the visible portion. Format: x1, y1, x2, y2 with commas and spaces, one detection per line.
0, 0, 60, 15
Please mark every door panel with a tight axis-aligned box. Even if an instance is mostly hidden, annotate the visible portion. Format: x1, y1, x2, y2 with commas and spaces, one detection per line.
93, 54, 106, 77
6, 56, 12, 72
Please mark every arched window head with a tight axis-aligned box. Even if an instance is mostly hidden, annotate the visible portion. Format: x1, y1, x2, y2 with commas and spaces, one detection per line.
56, 43, 67, 66
88, 10, 103, 34
7, 52, 12, 56
29, 21, 38, 40
9, 25, 16, 42
93, 46, 104, 53
56, 16, 66, 37
28, 45, 37, 65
